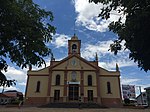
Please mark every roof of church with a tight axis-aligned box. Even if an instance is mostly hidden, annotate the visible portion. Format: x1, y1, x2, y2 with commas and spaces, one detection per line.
49, 54, 98, 70
71, 34, 78, 40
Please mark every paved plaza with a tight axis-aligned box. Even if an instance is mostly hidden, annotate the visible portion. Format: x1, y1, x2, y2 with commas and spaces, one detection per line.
0, 107, 150, 112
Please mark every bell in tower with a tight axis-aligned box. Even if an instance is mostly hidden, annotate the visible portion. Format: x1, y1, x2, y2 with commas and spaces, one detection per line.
72, 44, 77, 53
68, 34, 81, 56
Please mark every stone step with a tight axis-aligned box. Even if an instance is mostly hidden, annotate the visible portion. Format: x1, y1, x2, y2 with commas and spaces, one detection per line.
39, 102, 107, 108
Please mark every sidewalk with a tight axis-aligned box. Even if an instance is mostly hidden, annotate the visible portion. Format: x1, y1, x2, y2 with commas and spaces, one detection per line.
0, 107, 150, 112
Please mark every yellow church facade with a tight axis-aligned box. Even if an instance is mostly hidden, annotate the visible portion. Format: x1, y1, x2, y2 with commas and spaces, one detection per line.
25, 35, 122, 107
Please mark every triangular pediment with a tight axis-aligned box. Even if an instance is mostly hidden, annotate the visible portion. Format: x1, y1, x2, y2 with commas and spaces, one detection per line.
51, 55, 98, 70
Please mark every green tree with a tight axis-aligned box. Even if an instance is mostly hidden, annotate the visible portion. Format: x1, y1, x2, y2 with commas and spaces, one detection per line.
0, 0, 56, 86
0, 61, 16, 89
89, 0, 150, 71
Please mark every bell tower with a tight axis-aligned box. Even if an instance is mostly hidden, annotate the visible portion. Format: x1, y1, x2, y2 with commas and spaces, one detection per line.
68, 34, 81, 56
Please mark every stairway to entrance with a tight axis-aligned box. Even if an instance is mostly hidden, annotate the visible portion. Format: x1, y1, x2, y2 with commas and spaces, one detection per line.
39, 102, 107, 108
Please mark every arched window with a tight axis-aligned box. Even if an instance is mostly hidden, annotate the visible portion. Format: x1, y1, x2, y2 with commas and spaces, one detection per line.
56, 75, 60, 85
107, 82, 111, 94
72, 44, 77, 49
36, 81, 40, 92
72, 44, 77, 53
88, 75, 92, 86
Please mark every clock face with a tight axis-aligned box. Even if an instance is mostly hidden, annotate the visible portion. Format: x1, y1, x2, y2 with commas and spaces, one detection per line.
72, 59, 76, 66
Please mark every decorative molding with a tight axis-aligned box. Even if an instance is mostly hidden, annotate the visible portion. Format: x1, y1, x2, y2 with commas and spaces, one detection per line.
28, 74, 49, 76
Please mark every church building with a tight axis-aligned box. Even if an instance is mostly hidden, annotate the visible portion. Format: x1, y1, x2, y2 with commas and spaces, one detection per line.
25, 35, 122, 107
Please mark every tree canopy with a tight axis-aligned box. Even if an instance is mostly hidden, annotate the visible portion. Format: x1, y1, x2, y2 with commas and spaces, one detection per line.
0, 0, 56, 86
0, 61, 16, 88
89, 0, 150, 72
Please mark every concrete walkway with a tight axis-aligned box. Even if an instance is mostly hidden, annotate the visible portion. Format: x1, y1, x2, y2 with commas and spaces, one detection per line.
0, 107, 150, 112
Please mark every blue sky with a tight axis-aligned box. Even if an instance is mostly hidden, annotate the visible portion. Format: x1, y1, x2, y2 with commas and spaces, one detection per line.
1, 0, 150, 96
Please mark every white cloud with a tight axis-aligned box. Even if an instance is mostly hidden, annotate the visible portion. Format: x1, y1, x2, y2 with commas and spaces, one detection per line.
18, 82, 26, 86
74, 0, 125, 32
0, 86, 21, 93
81, 40, 135, 70
121, 78, 141, 85
1, 66, 27, 93
99, 59, 136, 70
81, 40, 114, 59
52, 34, 71, 48
140, 84, 150, 92
2, 66, 27, 83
